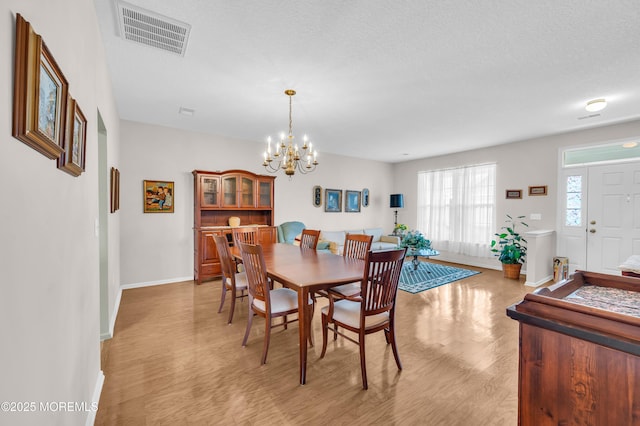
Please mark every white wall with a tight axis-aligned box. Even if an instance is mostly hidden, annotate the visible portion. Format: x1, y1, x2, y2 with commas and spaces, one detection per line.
0, 2, 120, 425
393, 119, 640, 269
119, 120, 394, 285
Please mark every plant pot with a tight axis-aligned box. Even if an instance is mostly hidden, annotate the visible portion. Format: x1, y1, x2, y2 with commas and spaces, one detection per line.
502, 263, 522, 280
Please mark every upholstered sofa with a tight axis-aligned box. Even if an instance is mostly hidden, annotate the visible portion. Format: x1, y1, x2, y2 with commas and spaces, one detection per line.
276, 221, 306, 244
320, 228, 400, 255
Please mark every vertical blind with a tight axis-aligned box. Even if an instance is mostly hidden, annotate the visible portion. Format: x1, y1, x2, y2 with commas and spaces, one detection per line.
417, 163, 496, 258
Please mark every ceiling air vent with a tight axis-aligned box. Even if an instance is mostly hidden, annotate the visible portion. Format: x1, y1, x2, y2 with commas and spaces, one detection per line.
116, 1, 191, 56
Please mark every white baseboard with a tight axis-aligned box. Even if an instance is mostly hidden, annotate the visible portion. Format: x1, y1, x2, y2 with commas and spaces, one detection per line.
100, 288, 122, 340
86, 370, 104, 426
525, 275, 553, 287
120, 276, 194, 290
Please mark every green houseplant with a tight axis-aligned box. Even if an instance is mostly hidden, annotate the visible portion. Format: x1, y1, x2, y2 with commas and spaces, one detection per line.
400, 230, 431, 250
490, 214, 528, 279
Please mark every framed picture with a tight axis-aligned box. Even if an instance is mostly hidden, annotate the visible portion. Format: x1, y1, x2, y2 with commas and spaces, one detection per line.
345, 190, 361, 213
57, 97, 87, 176
144, 180, 174, 213
324, 189, 342, 212
528, 185, 548, 196
506, 189, 522, 199
110, 167, 120, 213
12, 14, 69, 159
312, 185, 322, 207
362, 188, 370, 207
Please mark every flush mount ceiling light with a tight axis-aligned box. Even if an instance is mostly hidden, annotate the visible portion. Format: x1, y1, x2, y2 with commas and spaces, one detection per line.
622, 142, 638, 149
585, 98, 607, 112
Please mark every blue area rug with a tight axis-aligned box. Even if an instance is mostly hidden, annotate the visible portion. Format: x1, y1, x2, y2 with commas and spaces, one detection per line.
399, 262, 480, 294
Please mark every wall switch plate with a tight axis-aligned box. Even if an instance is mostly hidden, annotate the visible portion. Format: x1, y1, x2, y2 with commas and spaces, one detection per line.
530, 213, 542, 220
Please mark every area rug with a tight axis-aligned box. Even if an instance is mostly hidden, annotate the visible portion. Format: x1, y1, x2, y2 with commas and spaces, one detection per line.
399, 262, 480, 294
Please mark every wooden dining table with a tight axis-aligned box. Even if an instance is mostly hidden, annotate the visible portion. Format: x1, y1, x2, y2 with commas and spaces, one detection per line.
231, 243, 365, 385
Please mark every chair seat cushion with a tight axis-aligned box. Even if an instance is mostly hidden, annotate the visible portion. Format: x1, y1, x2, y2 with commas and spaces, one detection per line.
329, 283, 361, 298
321, 300, 389, 330
253, 288, 312, 314
225, 272, 248, 290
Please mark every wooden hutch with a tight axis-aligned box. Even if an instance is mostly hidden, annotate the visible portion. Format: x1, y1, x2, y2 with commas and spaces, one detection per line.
193, 169, 276, 283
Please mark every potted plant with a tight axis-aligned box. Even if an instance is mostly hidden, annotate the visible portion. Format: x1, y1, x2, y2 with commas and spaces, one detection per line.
490, 215, 528, 279
393, 223, 408, 236
400, 230, 431, 250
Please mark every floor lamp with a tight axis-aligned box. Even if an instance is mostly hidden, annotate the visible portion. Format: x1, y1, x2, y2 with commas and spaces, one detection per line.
390, 194, 404, 230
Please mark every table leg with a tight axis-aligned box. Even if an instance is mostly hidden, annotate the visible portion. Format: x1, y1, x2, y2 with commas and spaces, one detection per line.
297, 288, 309, 385
412, 255, 419, 271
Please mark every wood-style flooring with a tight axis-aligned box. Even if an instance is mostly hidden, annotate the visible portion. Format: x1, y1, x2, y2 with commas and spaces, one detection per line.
96, 260, 542, 425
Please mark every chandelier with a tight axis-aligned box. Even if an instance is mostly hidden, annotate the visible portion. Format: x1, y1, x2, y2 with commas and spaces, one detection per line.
262, 89, 318, 176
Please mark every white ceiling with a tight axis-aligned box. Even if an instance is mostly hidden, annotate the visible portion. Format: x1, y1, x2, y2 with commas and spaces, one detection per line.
94, 0, 640, 163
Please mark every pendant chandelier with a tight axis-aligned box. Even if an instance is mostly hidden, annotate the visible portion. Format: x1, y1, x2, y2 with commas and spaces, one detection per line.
262, 89, 318, 177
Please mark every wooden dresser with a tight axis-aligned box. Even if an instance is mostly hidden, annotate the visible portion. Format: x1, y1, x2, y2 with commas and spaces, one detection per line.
507, 271, 640, 425
193, 169, 276, 283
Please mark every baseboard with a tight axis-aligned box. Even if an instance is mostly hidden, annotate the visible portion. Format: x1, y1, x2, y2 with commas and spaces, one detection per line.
120, 276, 194, 290
525, 275, 553, 287
100, 288, 122, 341
86, 370, 104, 426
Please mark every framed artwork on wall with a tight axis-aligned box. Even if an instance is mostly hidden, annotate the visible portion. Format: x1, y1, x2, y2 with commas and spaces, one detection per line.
345, 190, 361, 212
144, 180, 174, 213
57, 96, 87, 176
528, 185, 548, 196
312, 185, 322, 207
506, 189, 523, 199
324, 189, 342, 212
362, 188, 370, 207
12, 14, 69, 159
110, 167, 120, 213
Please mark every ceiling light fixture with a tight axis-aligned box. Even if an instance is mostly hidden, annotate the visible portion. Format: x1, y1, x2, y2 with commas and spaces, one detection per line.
622, 142, 638, 149
585, 98, 607, 112
262, 90, 318, 177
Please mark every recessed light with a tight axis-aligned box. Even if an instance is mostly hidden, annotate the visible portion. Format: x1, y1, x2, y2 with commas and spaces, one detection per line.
585, 98, 607, 112
179, 107, 195, 116
622, 142, 638, 149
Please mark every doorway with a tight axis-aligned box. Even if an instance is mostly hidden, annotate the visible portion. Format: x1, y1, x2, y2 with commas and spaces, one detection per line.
98, 111, 110, 340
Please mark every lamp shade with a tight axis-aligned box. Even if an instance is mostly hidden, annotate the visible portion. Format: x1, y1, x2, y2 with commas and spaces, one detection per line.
390, 194, 404, 208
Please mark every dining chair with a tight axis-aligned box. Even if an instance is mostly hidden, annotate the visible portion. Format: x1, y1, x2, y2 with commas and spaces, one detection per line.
232, 227, 258, 246
327, 233, 374, 300
320, 247, 407, 389
300, 229, 321, 249
238, 242, 313, 365
213, 234, 248, 324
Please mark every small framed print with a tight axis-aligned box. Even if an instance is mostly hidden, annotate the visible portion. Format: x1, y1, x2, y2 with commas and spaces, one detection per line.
144, 180, 174, 213
528, 185, 548, 196
324, 189, 342, 212
362, 188, 370, 207
57, 96, 87, 176
506, 189, 522, 199
312, 185, 322, 207
12, 14, 69, 159
345, 190, 361, 213
110, 167, 120, 213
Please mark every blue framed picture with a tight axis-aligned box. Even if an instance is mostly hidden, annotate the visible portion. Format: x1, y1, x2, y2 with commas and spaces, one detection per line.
325, 189, 342, 212
345, 190, 361, 213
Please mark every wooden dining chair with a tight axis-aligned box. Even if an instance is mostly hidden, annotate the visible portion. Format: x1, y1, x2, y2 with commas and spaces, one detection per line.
299, 229, 321, 249
232, 227, 258, 246
213, 234, 248, 324
327, 233, 374, 300
238, 242, 313, 365
320, 247, 407, 389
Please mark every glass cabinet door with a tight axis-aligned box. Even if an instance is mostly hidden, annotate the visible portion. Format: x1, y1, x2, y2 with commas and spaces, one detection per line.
257, 179, 272, 208
200, 176, 219, 207
222, 176, 237, 207
240, 177, 255, 207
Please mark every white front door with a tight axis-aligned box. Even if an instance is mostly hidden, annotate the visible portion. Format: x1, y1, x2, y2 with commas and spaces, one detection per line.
586, 162, 640, 274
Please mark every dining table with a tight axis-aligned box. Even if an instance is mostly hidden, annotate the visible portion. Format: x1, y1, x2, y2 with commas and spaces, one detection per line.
231, 242, 365, 385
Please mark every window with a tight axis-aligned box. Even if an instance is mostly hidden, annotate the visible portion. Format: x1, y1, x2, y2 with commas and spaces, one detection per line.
565, 175, 582, 226
417, 163, 496, 258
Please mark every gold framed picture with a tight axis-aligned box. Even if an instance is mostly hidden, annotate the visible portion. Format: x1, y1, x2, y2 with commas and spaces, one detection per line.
57, 97, 87, 176
144, 180, 174, 213
528, 185, 548, 196
12, 14, 69, 159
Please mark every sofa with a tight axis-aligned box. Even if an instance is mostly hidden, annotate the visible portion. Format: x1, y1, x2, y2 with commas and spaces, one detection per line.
276, 221, 306, 244
320, 228, 400, 255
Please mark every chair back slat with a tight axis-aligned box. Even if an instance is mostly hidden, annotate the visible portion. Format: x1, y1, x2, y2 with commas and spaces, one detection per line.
361, 248, 407, 315
343, 233, 373, 260
233, 227, 258, 246
300, 229, 321, 249
238, 242, 269, 305
213, 234, 234, 284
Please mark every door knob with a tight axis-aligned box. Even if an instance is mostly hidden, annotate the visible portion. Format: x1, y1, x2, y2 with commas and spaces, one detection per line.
589, 229, 596, 233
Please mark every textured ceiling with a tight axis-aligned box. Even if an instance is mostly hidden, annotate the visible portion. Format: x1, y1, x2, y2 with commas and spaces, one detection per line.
94, 0, 640, 163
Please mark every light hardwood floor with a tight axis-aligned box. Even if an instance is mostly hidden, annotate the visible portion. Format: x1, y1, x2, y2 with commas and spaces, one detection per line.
96, 260, 541, 425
